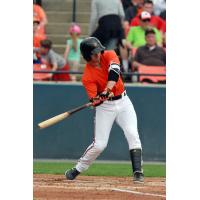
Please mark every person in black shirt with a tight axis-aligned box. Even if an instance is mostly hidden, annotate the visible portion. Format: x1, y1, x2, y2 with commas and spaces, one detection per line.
121, 0, 132, 11
133, 29, 166, 67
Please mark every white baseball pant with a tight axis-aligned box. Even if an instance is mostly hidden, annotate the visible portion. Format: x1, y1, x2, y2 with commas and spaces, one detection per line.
76, 92, 142, 172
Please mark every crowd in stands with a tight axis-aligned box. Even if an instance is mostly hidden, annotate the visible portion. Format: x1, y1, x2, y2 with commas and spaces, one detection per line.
33, 0, 166, 84
33, 2, 82, 81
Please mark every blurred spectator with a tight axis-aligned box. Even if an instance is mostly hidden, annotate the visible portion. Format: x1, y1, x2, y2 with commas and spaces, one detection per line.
160, 9, 166, 21
116, 42, 133, 82
124, 0, 144, 23
121, 0, 132, 11
33, 0, 42, 7
130, 0, 166, 33
33, 17, 46, 64
89, 0, 125, 49
33, 2, 47, 36
163, 32, 166, 48
34, 39, 70, 81
133, 29, 166, 67
127, 11, 162, 48
33, 17, 46, 48
64, 23, 82, 82
153, 0, 166, 16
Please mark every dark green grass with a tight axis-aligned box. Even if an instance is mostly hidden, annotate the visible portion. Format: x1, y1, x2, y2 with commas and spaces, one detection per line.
33, 162, 165, 177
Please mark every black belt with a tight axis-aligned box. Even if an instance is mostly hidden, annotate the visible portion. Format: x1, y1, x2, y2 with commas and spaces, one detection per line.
108, 91, 126, 101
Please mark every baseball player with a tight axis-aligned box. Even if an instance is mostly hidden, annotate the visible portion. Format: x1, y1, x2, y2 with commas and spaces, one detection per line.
65, 37, 144, 183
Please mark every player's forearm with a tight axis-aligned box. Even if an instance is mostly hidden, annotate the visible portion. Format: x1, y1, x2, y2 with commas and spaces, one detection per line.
106, 81, 117, 91
105, 63, 121, 91
97, 81, 116, 101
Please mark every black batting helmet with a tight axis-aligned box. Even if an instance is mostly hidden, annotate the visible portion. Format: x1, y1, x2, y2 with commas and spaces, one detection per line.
80, 37, 105, 61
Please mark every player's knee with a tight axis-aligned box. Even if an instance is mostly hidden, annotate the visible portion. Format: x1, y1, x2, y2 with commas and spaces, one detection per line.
94, 142, 107, 152
124, 128, 141, 144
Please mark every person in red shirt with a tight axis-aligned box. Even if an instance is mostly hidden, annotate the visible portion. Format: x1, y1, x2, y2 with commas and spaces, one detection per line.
130, 0, 166, 33
65, 37, 144, 183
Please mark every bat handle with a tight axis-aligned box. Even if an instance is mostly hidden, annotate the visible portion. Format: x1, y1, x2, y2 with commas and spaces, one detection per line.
68, 102, 93, 115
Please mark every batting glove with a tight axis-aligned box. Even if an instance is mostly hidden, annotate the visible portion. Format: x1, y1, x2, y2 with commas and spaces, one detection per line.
99, 88, 114, 100
90, 96, 103, 107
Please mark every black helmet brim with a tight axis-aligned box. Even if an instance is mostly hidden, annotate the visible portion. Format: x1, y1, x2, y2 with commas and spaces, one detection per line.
91, 46, 105, 54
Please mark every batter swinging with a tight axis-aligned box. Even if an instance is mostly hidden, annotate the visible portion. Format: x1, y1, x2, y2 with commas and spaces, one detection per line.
65, 37, 144, 183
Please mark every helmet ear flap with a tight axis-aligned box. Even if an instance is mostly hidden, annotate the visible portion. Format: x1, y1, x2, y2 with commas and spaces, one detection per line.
83, 54, 91, 61
80, 45, 91, 61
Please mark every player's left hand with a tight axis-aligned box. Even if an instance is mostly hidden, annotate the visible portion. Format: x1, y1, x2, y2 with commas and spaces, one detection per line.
99, 88, 114, 100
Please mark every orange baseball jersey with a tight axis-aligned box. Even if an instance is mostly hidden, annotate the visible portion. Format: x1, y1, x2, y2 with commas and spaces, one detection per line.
82, 50, 125, 99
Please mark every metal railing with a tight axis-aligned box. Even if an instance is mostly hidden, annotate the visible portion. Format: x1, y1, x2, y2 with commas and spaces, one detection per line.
33, 70, 166, 78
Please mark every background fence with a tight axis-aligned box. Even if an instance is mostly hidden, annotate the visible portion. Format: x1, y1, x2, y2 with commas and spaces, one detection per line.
33, 82, 166, 161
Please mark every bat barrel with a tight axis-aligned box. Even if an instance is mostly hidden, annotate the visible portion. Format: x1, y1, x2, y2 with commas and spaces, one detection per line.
37, 102, 93, 130
38, 112, 69, 129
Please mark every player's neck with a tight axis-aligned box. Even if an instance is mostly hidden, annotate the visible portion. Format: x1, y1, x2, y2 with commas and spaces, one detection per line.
88, 60, 101, 67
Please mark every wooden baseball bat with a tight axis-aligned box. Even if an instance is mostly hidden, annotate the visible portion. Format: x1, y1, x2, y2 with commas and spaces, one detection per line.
38, 102, 93, 130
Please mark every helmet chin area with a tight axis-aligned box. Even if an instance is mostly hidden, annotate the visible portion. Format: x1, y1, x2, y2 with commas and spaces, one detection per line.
90, 53, 101, 62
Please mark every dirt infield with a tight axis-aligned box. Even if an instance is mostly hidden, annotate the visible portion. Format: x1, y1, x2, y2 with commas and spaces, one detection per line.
33, 174, 166, 200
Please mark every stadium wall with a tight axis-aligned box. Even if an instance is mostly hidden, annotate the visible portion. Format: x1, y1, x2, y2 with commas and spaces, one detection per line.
33, 82, 166, 161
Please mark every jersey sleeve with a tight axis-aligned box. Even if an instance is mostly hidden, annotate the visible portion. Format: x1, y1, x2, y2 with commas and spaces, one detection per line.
105, 51, 121, 82
82, 70, 97, 99
106, 51, 120, 66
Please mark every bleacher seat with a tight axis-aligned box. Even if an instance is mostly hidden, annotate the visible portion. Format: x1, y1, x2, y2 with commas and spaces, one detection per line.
33, 64, 52, 81
138, 65, 166, 83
